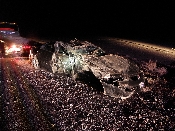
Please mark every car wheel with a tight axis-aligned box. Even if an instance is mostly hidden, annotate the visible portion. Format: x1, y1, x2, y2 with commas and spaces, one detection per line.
32, 55, 40, 69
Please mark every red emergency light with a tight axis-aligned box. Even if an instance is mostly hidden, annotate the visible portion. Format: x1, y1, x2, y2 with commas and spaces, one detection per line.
0, 28, 14, 31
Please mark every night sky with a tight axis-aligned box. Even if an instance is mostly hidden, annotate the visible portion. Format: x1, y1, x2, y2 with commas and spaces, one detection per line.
1, 1, 175, 43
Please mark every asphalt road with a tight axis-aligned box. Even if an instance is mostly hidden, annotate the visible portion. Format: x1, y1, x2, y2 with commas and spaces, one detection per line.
91, 37, 175, 65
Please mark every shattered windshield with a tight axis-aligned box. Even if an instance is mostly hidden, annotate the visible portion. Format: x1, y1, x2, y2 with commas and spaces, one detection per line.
73, 45, 106, 56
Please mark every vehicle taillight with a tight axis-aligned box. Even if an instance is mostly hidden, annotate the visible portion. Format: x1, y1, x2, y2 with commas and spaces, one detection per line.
23, 45, 31, 49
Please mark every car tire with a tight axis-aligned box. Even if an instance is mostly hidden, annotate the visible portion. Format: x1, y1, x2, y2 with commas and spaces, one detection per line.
32, 55, 40, 69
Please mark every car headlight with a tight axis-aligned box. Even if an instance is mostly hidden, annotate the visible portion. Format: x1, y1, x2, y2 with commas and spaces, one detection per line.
7, 44, 22, 52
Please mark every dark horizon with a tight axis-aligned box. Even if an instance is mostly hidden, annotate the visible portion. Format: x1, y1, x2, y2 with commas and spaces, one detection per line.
1, 1, 175, 44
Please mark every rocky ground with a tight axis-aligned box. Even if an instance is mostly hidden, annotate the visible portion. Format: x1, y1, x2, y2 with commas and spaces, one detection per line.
0, 38, 175, 130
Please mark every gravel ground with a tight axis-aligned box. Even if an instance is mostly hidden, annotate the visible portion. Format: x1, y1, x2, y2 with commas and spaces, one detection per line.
0, 39, 175, 130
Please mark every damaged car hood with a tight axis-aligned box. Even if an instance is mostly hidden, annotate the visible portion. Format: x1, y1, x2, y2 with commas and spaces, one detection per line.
83, 54, 139, 79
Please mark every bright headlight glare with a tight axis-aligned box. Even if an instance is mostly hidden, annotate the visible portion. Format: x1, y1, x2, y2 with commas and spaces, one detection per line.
12, 45, 16, 48
7, 44, 21, 52
104, 73, 110, 79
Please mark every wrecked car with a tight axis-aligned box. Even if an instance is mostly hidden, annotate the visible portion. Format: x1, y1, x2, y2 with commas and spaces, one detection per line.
29, 39, 144, 99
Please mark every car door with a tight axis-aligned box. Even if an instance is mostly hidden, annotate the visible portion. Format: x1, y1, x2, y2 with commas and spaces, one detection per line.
37, 42, 55, 72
